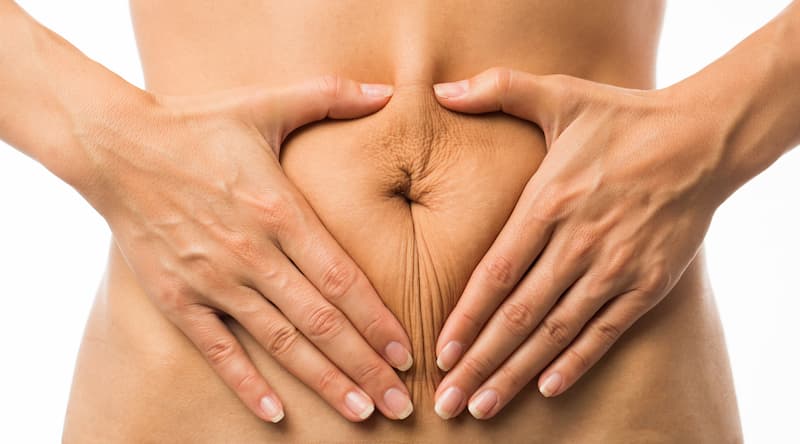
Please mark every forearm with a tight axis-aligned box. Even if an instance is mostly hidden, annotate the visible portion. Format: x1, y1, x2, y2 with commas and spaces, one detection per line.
0, 2, 148, 191
666, 1, 800, 199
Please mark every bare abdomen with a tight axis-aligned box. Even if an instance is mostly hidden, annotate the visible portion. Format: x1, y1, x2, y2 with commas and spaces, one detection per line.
64, 86, 741, 443
65, 1, 741, 441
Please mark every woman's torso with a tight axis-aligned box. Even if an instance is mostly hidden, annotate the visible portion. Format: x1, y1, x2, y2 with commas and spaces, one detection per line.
63, 1, 743, 442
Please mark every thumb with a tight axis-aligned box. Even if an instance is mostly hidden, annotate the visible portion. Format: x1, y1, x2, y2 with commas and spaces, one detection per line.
433, 67, 583, 144
246, 75, 394, 146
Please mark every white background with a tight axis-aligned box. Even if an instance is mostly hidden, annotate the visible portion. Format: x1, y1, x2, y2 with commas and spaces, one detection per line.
1, 1, 798, 442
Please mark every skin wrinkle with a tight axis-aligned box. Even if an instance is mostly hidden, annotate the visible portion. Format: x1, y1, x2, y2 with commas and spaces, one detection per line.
279, 83, 549, 415
345, 90, 539, 405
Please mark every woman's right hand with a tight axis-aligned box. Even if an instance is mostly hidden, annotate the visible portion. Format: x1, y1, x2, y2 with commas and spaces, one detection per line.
72, 76, 415, 423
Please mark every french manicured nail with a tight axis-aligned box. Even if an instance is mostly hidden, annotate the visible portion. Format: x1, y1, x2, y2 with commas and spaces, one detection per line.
385, 341, 413, 371
436, 341, 464, 371
384, 387, 414, 420
345, 390, 375, 419
468, 389, 498, 419
361, 83, 394, 97
433, 80, 468, 98
434, 386, 465, 420
260, 395, 284, 423
539, 372, 563, 397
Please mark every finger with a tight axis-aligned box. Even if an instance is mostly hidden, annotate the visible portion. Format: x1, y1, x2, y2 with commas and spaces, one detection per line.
435, 205, 556, 372
229, 287, 402, 422
278, 202, 413, 371
253, 75, 394, 143
432, 67, 581, 142
172, 302, 286, 423
432, 238, 585, 419
462, 275, 625, 420
536, 289, 654, 399
239, 251, 414, 420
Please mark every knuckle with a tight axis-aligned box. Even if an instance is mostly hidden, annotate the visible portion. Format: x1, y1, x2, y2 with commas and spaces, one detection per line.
499, 300, 536, 338
155, 281, 192, 314
482, 255, 516, 289
569, 230, 598, 261
565, 347, 591, 372
489, 66, 514, 99
458, 308, 483, 331
317, 366, 341, 393
534, 185, 569, 221
317, 74, 342, 101
581, 280, 612, 306
228, 296, 262, 319
352, 360, 384, 383
640, 263, 671, 296
205, 338, 238, 366
459, 354, 493, 381
498, 365, 525, 390
227, 232, 259, 265
265, 323, 301, 358
578, 286, 612, 310
253, 191, 292, 233
538, 316, 572, 348
592, 319, 622, 344
306, 304, 346, 341
361, 311, 389, 343
319, 259, 357, 303
188, 257, 223, 290
603, 245, 635, 283
233, 370, 259, 394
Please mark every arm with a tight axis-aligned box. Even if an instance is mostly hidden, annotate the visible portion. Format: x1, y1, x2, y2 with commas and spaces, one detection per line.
668, 0, 800, 197
0, 1, 415, 422
428, 1, 800, 419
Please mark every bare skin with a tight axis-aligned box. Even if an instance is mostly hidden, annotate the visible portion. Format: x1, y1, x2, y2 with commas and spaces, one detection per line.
432, 2, 800, 418
1, 0, 798, 442
1, 0, 416, 424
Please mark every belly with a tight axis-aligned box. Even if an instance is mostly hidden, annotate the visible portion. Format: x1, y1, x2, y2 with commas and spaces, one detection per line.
280, 84, 547, 390
64, 87, 741, 443
63, 1, 742, 442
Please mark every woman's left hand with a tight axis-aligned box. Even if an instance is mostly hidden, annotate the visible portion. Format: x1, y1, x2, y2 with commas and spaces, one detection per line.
430, 67, 730, 419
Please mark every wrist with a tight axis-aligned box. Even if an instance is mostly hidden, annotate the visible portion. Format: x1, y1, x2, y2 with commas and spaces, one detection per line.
65, 81, 162, 210
0, 4, 154, 199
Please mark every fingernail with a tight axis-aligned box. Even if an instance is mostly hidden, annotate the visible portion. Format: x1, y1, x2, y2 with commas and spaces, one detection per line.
436, 341, 464, 371
361, 83, 394, 97
539, 372, 563, 397
433, 80, 468, 98
468, 389, 498, 419
434, 386, 465, 420
345, 390, 375, 419
384, 387, 414, 420
260, 395, 284, 423
385, 341, 413, 371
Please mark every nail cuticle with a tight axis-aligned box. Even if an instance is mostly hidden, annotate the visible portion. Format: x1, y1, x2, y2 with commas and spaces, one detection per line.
539, 372, 563, 397
345, 390, 375, 419
384, 387, 414, 420
436, 341, 464, 371
385, 341, 414, 371
434, 386, 465, 420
